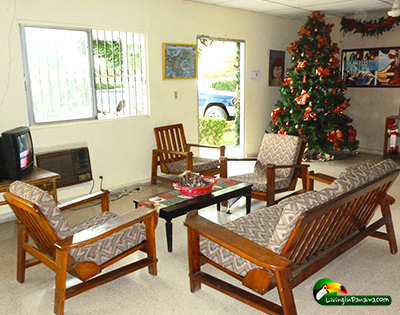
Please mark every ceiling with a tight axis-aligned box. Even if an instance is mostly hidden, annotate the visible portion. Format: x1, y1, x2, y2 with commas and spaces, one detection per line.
183, 0, 395, 20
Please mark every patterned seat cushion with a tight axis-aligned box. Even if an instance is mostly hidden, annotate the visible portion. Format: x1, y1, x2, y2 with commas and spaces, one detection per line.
69, 219, 146, 265
166, 157, 219, 173
9, 181, 147, 266
229, 172, 292, 192
200, 204, 283, 276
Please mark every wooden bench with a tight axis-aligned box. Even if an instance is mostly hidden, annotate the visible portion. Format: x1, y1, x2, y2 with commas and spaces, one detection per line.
184, 159, 399, 315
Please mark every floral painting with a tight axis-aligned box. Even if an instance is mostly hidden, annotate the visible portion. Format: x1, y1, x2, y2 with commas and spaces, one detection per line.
163, 43, 197, 80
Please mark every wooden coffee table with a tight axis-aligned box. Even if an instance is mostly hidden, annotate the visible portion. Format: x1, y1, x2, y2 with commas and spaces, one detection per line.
134, 179, 252, 252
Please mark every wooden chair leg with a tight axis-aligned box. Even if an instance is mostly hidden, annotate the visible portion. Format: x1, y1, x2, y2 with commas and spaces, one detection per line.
16, 222, 27, 283
145, 215, 158, 276
275, 269, 297, 315
151, 150, 159, 185
54, 249, 68, 315
186, 212, 201, 292
381, 202, 398, 254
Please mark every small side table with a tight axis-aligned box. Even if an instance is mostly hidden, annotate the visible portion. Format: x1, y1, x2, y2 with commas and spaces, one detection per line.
0, 166, 60, 206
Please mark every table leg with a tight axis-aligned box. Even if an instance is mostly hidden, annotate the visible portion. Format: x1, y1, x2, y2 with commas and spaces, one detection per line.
165, 220, 173, 252
245, 192, 251, 214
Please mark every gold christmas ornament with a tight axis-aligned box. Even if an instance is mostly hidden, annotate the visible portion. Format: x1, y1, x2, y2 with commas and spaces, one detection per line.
290, 109, 294, 113
295, 124, 299, 129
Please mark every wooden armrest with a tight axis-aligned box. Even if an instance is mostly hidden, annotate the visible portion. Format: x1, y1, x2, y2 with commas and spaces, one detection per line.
153, 148, 193, 157
187, 143, 226, 156
383, 194, 395, 205
56, 207, 156, 251
308, 172, 336, 184
58, 190, 110, 212
226, 157, 257, 162
188, 143, 225, 150
184, 211, 292, 272
270, 163, 310, 170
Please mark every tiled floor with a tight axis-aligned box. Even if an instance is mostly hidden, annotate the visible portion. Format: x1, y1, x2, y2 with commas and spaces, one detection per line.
1, 153, 400, 314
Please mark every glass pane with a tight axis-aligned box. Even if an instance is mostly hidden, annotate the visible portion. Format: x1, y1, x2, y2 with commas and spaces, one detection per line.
24, 27, 94, 123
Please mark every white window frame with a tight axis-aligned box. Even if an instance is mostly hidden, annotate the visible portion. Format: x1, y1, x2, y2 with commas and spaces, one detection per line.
20, 25, 148, 125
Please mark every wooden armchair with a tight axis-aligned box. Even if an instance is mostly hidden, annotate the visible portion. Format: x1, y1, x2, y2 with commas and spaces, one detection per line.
4, 181, 157, 315
151, 123, 227, 184
228, 133, 309, 206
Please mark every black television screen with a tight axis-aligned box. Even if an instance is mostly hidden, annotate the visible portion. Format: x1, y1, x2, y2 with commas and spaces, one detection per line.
0, 126, 34, 180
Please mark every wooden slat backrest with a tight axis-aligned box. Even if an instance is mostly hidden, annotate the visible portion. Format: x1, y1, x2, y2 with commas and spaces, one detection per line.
4, 192, 59, 257
281, 169, 399, 267
154, 123, 189, 164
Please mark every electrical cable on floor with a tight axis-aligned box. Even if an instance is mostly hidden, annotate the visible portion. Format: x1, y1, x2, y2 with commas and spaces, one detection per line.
109, 187, 142, 203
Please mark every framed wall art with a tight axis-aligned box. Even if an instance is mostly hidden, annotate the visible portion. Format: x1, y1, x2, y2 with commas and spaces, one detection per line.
162, 43, 197, 80
268, 50, 285, 86
341, 47, 400, 87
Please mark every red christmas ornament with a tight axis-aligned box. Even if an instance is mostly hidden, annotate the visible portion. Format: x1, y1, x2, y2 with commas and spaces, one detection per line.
296, 60, 307, 70
271, 108, 284, 125
295, 89, 310, 108
301, 106, 317, 121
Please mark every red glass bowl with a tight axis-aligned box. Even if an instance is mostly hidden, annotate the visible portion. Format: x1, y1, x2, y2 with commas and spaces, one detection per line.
172, 177, 217, 196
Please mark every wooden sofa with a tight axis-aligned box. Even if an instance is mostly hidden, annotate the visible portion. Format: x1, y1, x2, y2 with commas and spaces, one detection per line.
185, 159, 399, 315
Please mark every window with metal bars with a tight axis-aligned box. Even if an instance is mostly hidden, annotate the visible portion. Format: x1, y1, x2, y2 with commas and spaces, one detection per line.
20, 25, 148, 124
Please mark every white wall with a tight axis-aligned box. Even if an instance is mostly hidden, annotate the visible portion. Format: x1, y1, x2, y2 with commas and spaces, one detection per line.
0, 0, 301, 215
329, 15, 400, 154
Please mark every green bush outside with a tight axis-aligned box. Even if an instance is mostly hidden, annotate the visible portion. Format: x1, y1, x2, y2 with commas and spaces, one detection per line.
199, 117, 227, 145
211, 79, 236, 92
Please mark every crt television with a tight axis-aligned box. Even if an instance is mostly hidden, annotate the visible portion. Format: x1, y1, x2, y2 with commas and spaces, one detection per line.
0, 126, 34, 180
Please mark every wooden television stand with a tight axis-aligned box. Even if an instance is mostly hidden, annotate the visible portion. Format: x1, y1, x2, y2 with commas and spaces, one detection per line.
0, 166, 60, 206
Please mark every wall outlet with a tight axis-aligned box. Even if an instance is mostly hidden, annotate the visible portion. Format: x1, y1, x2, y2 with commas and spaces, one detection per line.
174, 91, 178, 99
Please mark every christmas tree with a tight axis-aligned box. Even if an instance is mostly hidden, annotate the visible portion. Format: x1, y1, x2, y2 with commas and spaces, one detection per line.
270, 11, 358, 156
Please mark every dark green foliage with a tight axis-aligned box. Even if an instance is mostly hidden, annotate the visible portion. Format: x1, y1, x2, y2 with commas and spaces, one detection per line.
93, 39, 123, 68
212, 79, 237, 92
234, 42, 241, 147
199, 117, 226, 145
270, 11, 359, 154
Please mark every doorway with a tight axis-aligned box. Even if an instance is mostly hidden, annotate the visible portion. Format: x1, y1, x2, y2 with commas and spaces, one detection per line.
197, 36, 244, 158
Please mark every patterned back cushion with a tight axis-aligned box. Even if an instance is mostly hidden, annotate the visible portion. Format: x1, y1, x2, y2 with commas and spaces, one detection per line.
329, 159, 398, 196
267, 190, 332, 254
9, 181, 72, 240
254, 133, 302, 179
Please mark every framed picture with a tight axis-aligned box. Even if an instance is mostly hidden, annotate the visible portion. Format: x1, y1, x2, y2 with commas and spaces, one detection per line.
268, 50, 285, 86
341, 47, 400, 87
162, 43, 197, 80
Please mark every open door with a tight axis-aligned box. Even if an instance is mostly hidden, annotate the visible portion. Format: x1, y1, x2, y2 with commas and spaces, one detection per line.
197, 36, 244, 158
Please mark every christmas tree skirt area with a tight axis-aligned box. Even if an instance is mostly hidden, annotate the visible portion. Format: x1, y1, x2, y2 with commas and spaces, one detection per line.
304, 148, 358, 161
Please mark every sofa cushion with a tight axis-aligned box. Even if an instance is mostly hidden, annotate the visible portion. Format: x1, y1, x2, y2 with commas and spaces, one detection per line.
329, 159, 398, 196
339, 160, 374, 177
267, 190, 328, 254
199, 203, 283, 277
